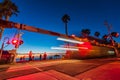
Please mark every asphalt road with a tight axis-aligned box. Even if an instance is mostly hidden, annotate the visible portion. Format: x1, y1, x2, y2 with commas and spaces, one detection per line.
0, 58, 119, 80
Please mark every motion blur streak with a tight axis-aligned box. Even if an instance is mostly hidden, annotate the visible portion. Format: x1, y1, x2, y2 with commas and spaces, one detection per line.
57, 37, 84, 44
51, 47, 79, 51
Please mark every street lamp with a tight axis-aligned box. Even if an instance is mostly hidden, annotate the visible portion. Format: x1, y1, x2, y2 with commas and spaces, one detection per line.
0, 37, 10, 60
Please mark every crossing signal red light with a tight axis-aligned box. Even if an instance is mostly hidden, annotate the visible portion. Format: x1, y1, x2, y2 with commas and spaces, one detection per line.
12, 39, 24, 48
12, 39, 18, 45
19, 40, 24, 45
111, 32, 119, 38
12, 39, 19, 48
102, 35, 108, 39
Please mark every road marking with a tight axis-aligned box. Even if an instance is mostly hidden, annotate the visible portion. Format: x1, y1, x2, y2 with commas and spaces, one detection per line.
26, 63, 43, 71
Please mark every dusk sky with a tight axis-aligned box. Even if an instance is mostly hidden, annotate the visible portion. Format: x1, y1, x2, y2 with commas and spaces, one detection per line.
1, 0, 120, 53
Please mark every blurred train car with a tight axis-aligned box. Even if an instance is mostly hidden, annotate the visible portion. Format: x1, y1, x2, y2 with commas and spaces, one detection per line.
65, 42, 116, 59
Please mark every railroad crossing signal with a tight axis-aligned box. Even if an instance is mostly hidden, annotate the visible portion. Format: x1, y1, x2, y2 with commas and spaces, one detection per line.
12, 39, 24, 48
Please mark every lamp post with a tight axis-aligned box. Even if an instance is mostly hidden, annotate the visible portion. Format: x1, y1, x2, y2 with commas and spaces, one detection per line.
0, 37, 10, 60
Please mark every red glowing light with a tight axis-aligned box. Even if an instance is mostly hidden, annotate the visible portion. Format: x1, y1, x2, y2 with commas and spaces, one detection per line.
12, 39, 18, 44
77, 42, 92, 50
77, 42, 92, 57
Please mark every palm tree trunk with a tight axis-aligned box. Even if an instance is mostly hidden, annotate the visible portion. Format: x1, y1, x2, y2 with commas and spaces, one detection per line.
0, 15, 3, 60
0, 15, 9, 40
0, 15, 3, 40
0, 16, 11, 61
0, 28, 4, 40
65, 23, 68, 36
5, 15, 10, 21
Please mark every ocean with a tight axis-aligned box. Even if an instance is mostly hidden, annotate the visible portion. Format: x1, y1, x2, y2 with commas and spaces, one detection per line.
16, 53, 65, 62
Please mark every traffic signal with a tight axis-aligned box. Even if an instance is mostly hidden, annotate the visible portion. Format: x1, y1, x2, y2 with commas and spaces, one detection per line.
12, 39, 24, 48
12, 39, 18, 48
111, 32, 119, 37
19, 40, 24, 45
102, 35, 108, 39
12, 39, 18, 45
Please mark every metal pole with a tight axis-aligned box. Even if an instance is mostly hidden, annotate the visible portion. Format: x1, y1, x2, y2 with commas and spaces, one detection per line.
0, 37, 9, 60
0, 42, 4, 60
13, 29, 21, 63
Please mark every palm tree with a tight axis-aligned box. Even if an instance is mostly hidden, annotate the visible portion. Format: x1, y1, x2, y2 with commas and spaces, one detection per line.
85, 29, 91, 35
0, 0, 19, 39
81, 29, 86, 36
81, 29, 90, 37
102, 34, 109, 44
62, 14, 70, 36
1, 0, 19, 21
0, 0, 19, 61
94, 31, 100, 37
111, 32, 119, 38
0, 3, 3, 19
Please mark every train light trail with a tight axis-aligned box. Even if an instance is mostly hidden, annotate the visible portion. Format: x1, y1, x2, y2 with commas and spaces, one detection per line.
57, 37, 84, 44
51, 47, 79, 51
78, 47, 88, 49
